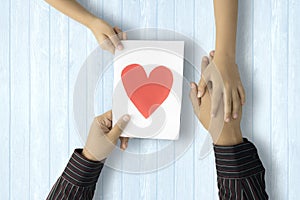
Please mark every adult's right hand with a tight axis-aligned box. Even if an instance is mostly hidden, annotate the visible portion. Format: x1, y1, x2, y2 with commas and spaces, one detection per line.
82, 110, 130, 161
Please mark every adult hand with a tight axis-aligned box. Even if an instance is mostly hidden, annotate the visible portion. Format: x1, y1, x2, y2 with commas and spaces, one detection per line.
197, 51, 245, 123
89, 18, 127, 54
190, 55, 243, 146
82, 110, 130, 161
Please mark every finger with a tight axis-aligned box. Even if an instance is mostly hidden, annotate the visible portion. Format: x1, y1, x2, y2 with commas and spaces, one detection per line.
210, 86, 222, 118
94, 111, 112, 132
201, 56, 209, 73
120, 137, 129, 150
107, 114, 130, 142
115, 27, 127, 40
189, 82, 201, 113
113, 26, 123, 40
102, 110, 112, 121
238, 85, 246, 105
100, 35, 115, 54
197, 56, 209, 98
232, 90, 240, 119
209, 50, 215, 60
197, 77, 207, 98
107, 30, 123, 50
223, 89, 232, 122
123, 31, 127, 40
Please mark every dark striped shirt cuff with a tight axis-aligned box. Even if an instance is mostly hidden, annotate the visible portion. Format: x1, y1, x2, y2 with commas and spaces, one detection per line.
62, 149, 104, 187
214, 138, 265, 179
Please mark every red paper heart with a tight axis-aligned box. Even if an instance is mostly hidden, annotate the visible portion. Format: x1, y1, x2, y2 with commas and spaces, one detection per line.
121, 64, 173, 118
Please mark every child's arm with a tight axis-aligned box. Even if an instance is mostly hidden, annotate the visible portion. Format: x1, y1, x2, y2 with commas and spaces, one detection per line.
213, 0, 238, 60
198, 0, 246, 124
46, 0, 125, 53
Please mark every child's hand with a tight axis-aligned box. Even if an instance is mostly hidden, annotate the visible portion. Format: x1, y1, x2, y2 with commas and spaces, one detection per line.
197, 51, 245, 123
89, 18, 126, 54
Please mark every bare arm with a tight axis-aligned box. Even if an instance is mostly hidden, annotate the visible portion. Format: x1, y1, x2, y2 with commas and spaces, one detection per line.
198, 1, 245, 123
45, 0, 126, 53
214, 0, 238, 60
46, 0, 96, 28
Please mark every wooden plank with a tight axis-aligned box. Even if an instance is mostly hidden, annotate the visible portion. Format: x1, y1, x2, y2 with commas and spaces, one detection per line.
194, 0, 218, 199
236, 0, 254, 140
156, 1, 176, 199
136, 1, 159, 200
93, 0, 125, 199
288, 1, 300, 199
67, 2, 89, 196
270, 0, 289, 199
174, 0, 195, 199
48, 5, 70, 191
29, 1, 50, 199
68, 2, 88, 156
92, 1, 105, 199
121, 1, 142, 200
252, 0, 272, 196
10, 0, 30, 199
0, 0, 11, 199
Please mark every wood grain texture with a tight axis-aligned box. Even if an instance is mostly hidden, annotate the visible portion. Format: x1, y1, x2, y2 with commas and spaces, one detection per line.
29, 1, 51, 199
271, 0, 289, 199
10, 0, 30, 199
121, 2, 142, 200
49, 4, 70, 191
253, 0, 272, 196
98, 1, 123, 199
156, 1, 175, 200
236, 0, 254, 140
0, 0, 11, 199
288, 1, 300, 199
194, 1, 218, 199
174, 1, 195, 200
0, 0, 299, 199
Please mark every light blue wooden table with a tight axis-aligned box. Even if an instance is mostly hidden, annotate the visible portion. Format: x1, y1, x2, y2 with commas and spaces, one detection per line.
0, 0, 299, 199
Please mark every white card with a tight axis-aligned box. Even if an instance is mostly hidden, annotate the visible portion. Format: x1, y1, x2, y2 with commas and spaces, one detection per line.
113, 40, 184, 140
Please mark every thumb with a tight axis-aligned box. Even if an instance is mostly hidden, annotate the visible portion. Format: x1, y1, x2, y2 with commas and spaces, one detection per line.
189, 82, 201, 115
107, 114, 130, 142
197, 56, 210, 98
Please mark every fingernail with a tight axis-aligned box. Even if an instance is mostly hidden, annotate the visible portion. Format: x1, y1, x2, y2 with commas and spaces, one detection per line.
117, 43, 123, 50
123, 114, 130, 122
233, 113, 238, 119
197, 91, 202, 98
190, 83, 195, 88
225, 117, 230, 123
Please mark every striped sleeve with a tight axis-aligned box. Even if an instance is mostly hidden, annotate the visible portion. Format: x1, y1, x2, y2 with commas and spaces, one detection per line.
214, 138, 269, 200
46, 149, 103, 200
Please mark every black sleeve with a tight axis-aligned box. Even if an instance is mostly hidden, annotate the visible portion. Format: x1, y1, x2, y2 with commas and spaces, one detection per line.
46, 149, 103, 200
214, 138, 269, 200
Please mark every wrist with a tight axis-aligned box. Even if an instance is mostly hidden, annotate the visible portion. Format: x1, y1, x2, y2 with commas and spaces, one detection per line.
87, 16, 102, 31
213, 50, 236, 64
213, 126, 243, 146
82, 148, 98, 162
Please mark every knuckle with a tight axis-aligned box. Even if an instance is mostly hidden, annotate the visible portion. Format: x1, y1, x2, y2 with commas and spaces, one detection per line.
226, 100, 231, 107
